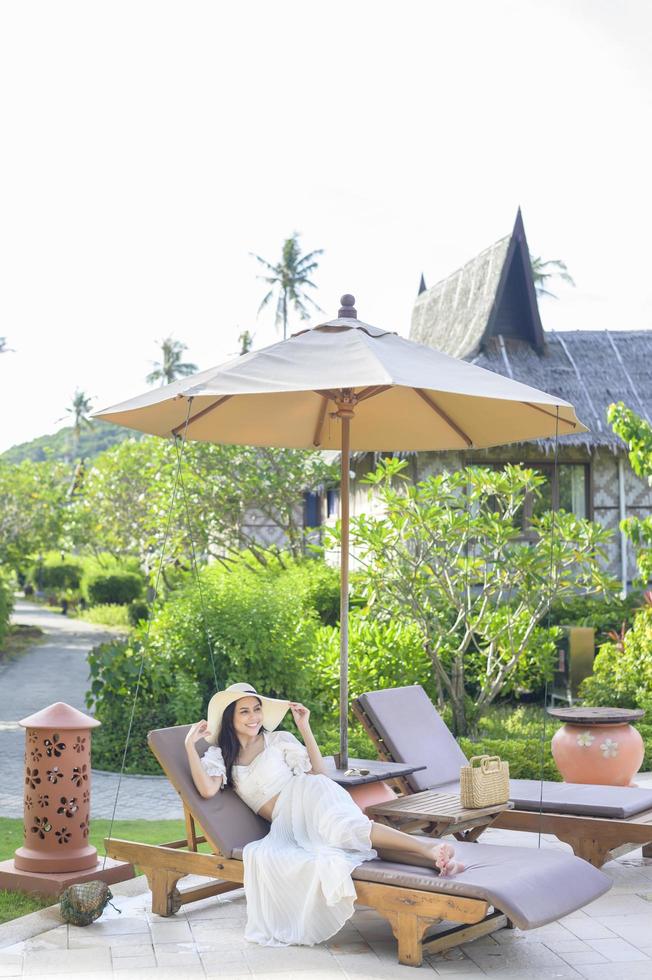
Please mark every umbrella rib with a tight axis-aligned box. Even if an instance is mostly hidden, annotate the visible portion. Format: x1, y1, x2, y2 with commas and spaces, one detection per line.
171, 395, 232, 436
523, 401, 576, 428
356, 385, 392, 403
313, 395, 330, 447
414, 388, 473, 447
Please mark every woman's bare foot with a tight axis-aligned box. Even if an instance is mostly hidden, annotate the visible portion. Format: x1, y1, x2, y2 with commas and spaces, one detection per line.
432, 842, 464, 877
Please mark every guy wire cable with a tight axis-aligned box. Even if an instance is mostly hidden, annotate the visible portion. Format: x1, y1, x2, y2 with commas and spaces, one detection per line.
173, 436, 220, 691
102, 398, 193, 870
537, 406, 560, 849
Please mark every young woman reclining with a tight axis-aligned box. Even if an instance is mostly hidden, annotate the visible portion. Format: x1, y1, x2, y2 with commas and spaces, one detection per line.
186, 682, 463, 948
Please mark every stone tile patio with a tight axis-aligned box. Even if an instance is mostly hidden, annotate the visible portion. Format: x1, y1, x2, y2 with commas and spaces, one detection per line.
3, 824, 652, 980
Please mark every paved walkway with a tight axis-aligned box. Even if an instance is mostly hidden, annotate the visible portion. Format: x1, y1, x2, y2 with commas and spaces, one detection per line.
2, 831, 652, 979
0, 601, 183, 821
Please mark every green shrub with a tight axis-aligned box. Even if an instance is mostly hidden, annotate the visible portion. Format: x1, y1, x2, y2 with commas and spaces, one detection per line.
549, 591, 644, 644
81, 604, 130, 627
580, 607, 652, 708
84, 571, 143, 606
87, 561, 320, 772
128, 600, 150, 626
27, 552, 83, 592
458, 736, 562, 781
0, 569, 14, 648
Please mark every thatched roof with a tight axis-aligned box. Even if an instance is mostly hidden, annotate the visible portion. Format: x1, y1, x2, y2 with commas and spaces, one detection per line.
471, 330, 652, 450
411, 210, 544, 359
410, 210, 652, 450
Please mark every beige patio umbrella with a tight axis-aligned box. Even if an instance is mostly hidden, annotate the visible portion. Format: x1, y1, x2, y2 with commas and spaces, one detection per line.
94, 294, 586, 767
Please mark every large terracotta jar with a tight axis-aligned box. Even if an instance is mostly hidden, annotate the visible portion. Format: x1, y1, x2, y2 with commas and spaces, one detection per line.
548, 707, 645, 787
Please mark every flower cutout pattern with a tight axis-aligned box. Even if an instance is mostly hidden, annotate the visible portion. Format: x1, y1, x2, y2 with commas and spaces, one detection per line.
30, 747, 43, 763
37, 794, 49, 808
600, 738, 619, 759
24, 795, 33, 811
79, 815, 89, 838
47, 767, 63, 784
57, 796, 78, 818
44, 734, 66, 758
30, 817, 52, 839
28, 731, 38, 745
55, 827, 71, 845
25, 768, 41, 789
73, 736, 86, 754
71, 765, 88, 787
576, 731, 595, 748
82, 790, 90, 805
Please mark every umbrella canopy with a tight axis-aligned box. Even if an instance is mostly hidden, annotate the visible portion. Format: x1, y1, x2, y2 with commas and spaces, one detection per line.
94, 295, 586, 766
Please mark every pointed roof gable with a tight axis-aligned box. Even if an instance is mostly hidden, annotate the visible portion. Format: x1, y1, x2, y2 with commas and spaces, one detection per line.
410, 210, 545, 358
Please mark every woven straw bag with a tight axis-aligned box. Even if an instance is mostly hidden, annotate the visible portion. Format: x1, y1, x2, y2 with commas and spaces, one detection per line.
460, 755, 510, 808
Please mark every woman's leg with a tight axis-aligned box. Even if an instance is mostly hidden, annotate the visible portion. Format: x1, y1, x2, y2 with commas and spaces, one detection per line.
369, 821, 463, 876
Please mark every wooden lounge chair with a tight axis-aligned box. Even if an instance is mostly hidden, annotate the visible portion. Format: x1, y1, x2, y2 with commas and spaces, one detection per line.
353, 685, 652, 868
105, 724, 610, 967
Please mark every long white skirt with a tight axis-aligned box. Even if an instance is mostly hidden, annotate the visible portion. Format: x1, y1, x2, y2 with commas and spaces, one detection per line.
243, 773, 377, 946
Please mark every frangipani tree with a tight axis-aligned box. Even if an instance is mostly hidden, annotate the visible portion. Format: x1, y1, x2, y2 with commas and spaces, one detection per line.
347, 458, 614, 735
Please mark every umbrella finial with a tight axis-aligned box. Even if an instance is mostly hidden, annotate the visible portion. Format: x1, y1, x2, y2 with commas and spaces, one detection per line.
338, 295, 357, 319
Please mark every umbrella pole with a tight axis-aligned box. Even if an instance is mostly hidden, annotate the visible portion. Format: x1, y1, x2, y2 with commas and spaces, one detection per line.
339, 414, 350, 770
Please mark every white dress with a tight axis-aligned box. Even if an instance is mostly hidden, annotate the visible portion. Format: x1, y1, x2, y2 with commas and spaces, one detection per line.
200, 730, 377, 946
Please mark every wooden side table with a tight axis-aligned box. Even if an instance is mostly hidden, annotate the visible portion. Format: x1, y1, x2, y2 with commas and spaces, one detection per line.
366, 790, 513, 842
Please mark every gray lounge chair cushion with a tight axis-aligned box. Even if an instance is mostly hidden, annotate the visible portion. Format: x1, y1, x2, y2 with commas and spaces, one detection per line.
232, 836, 611, 931
357, 687, 468, 792
358, 686, 652, 818
352, 836, 611, 931
148, 726, 269, 859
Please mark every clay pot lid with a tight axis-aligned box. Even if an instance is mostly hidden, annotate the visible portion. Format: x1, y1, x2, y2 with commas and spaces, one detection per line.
546, 706, 645, 725
19, 702, 101, 729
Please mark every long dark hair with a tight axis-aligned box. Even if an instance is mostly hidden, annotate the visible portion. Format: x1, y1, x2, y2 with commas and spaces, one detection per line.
218, 698, 263, 786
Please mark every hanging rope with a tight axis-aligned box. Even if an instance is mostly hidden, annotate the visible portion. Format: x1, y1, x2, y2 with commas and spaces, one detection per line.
537, 406, 560, 848
102, 399, 193, 869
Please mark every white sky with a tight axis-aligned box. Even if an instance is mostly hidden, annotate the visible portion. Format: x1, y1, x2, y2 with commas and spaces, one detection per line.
1, 0, 651, 453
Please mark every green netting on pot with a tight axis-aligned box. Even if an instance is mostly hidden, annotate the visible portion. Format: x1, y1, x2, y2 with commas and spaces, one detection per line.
59, 880, 113, 926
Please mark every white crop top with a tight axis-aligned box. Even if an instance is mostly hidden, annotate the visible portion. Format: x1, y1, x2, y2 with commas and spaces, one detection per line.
200, 729, 312, 813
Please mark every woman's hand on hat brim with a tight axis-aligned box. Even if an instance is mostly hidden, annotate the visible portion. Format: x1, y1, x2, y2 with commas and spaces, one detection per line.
289, 702, 310, 733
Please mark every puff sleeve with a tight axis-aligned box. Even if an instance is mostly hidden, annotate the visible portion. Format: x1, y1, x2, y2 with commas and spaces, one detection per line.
200, 745, 227, 785
270, 730, 312, 775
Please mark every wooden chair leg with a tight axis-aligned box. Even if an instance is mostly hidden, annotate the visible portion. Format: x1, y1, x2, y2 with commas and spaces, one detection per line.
561, 836, 612, 868
386, 910, 436, 967
145, 867, 184, 916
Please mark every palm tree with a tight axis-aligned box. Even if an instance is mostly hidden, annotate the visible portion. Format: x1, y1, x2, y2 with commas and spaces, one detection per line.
146, 337, 198, 386
238, 330, 254, 355
530, 255, 576, 300
252, 234, 324, 340
65, 389, 94, 458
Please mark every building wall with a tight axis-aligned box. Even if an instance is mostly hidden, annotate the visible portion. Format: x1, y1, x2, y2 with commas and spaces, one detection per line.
340, 445, 652, 587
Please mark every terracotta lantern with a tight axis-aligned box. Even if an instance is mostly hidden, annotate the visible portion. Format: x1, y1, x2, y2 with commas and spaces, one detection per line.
14, 702, 101, 874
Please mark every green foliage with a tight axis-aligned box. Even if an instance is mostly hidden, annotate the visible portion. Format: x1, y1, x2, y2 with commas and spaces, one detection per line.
0, 460, 70, 572
1, 422, 136, 465
0, 569, 14, 649
309, 611, 436, 725
80, 604, 131, 627
548, 590, 644, 644
580, 607, 652, 709
87, 561, 321, 772
346, 458, 614, 735
84, 571, 143, 606
458, 736, 562, 781
27, 552, 83, 592
280, 559, 342, 626
128, 600, 150, 626
608, 402, 652, 583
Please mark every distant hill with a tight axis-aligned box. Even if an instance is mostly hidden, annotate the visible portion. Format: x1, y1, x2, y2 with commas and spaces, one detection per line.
1, 421, 140, 464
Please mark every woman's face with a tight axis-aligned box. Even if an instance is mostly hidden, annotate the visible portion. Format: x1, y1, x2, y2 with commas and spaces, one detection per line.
232, 696, 263, 739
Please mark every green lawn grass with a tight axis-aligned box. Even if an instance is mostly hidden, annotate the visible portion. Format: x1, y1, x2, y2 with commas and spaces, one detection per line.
0, 818, 189, 925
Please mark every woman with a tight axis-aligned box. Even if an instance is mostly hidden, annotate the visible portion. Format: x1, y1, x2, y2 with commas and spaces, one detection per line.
186, 682, 463, 947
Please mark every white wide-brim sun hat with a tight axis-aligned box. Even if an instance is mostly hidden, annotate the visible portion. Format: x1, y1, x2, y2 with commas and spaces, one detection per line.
205, 682, 290, 745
